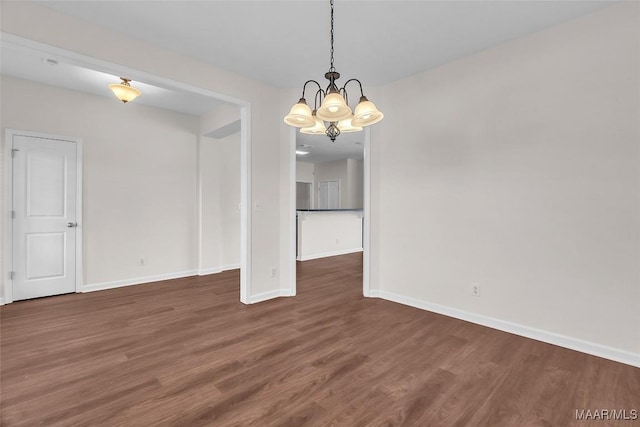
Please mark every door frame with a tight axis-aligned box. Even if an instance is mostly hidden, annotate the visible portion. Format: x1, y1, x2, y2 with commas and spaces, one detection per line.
288, 127, 371, 297
3, 129, 84, 304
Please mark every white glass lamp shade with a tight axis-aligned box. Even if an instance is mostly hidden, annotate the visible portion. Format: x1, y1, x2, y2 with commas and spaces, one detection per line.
336, 115, 363, 133
317, 91, 352, 122
109, 82, 141, 103
300, 111, 327, 135
284, 98, 315, 128
351, 96, 384, 127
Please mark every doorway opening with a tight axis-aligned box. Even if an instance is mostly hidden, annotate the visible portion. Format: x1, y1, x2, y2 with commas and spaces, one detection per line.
289, 128, 371, 297
1, 34, 252, 304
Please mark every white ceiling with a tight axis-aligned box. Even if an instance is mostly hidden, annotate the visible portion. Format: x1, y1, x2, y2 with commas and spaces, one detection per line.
36, 0, 612, 88
3, 0, 613, 163
0, 40, 226, 116
297, 130, 364, 163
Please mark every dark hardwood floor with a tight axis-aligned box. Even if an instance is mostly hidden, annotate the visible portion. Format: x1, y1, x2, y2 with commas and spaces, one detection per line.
1, 253, 638, 426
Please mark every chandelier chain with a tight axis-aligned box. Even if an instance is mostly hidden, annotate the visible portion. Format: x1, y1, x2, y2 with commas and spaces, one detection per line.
329, 0, 335, 72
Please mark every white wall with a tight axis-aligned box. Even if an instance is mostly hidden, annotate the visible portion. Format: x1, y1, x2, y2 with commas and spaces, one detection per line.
0, 109, 4, 302
199, 136, 222, 274
373, 3, 640, 359
199, 132, 241, 273
297, 211, 363, 261
296, 161, 315, 210
218, 132, 241, 269
314, 159, 363, 209
0, 1, 289, 301
200, 105, 240, 137
296, 161, 315, 183
1, 75, 199, 289
348, 159, 364, 209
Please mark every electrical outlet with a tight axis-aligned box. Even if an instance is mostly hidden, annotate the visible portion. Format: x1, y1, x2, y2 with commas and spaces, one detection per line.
471, 283, 481, 297
335, 238, 339, 244
271, 267, 278, 278
138, 257, 145, 266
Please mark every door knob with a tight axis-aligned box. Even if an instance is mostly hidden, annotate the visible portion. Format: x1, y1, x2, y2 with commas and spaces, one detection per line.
67, 222, 78, 228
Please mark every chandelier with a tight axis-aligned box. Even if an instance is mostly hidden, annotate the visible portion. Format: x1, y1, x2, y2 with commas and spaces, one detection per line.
283, 0, 383, 141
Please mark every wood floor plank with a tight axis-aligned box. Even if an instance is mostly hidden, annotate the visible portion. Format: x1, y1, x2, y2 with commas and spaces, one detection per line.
1, 253, 638, 426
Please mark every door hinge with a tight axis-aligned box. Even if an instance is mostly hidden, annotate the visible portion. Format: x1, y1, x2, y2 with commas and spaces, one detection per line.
11, 210, 15, 219
9, 271, 15, 280
11, 148, 19, 158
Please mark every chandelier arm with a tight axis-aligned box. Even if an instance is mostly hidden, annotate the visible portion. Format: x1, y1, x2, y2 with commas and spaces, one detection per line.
342, 78, 365, 98
339, 87, 349, 107
313, 88, 326, 110
302, 80, 323, 99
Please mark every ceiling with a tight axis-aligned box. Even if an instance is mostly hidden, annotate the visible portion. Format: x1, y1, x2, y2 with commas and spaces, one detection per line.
3, 1, 613, 163
36, 0, 612, 88
297, 130, 364, 163
0, 40, 226, 116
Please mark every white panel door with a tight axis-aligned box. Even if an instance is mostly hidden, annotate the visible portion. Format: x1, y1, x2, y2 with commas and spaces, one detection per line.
318, 180, 340, 209
327, 181, 340, 209
318, 181, 329, 209
12, 135, 78, 300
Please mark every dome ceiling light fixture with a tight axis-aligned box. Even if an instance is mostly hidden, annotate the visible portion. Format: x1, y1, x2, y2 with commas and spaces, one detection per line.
109, 77, 141, 103
284, 0, 383, 142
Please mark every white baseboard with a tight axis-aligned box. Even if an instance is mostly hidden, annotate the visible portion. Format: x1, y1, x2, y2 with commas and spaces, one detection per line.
198, 267, 222, 276
198, 264, 240, 276
297, 247, 363, 261
247, 289, 292, 304
221, 263, 241, 271
0, 297, 5, 306
371, 290, 640, 369
83, 270, 199, 293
